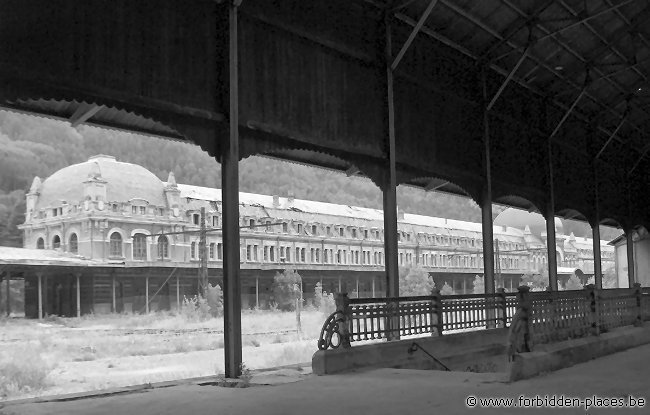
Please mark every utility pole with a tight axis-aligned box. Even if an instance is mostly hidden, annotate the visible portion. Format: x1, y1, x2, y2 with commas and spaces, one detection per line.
199, 207, 208, 297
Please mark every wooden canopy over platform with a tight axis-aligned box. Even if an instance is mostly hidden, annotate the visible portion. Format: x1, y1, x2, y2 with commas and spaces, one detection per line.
2, 0, 650, 376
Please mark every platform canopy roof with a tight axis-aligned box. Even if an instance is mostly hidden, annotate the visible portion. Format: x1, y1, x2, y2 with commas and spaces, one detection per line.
1, 0, 650, 229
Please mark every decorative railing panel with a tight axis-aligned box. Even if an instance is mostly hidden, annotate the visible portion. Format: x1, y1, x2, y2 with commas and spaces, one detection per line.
643, 288, 650, 321
317, 284, 648, 351
599, 288, 639, 331
528, 290, 592, 345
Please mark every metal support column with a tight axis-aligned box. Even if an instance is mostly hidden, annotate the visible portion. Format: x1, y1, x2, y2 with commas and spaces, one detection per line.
592, 225, 602, 289
383, 11, 400, 300
176, 274, 180, 311
145, 276, 149, 314
627, 231, 635, 287
545, 207, 559, 291
255, 277, 259, 309
481, 69, 495, 295
37, 273, 43, 320
76, 274, 81, 317
222, 0, 243, 378
112, 274, 116, 313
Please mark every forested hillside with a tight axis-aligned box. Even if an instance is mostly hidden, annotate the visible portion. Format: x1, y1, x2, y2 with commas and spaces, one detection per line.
0, 110, 615, 247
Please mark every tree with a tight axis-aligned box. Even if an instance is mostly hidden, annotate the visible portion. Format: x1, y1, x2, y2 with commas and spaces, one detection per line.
313, 282, 335, 314
206, 283, 223, 316
472, 275, 484, 294
521, 271, 548, 291
564, 274, 583, 291
271, 269, 302, 311
399, 266, 435, 296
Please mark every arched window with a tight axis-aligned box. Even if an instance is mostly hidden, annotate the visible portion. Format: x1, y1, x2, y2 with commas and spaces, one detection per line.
110, 232, 122, 257
52, 235, 61, 249
157, 235, 169, 259
69, 233, 78, 254
36, 237, 44, 249
133, 233, 147, 260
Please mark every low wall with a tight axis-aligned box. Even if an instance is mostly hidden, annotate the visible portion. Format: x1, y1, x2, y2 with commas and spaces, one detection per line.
312, 328, 509, 375
509, 323, 650, 381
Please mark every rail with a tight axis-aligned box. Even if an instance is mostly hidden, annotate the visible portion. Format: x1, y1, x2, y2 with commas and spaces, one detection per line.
317, 283, 649, 352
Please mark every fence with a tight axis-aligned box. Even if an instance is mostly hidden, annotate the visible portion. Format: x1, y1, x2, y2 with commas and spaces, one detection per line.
317, 283, 649, 352
317, 288, 517, 350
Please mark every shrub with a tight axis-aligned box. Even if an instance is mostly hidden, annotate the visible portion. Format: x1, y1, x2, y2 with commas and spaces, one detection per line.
313, 282, 335, 314
206, 283, 223, 317
472, 275, 484, 294
0, 350, 53, 398
181, 295, 211, 321
271, 269, 302, 311
439, 282, 454, 296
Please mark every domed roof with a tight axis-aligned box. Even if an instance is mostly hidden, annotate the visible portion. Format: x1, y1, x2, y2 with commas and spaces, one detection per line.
35, 155, 167, 209
494, 208, 563, 236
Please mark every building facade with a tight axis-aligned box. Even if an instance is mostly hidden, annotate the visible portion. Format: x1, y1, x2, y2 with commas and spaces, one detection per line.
16, 155, 615, 316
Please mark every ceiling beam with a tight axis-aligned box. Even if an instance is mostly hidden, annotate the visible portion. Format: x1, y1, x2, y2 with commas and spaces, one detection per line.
69, 103, 103, 128
391, 0, 439, 71
595, 114, 628, 159
487, 41, 531, 112
549, 87, 588, 139
346, 166, 360, 177
425, 179, 449, 192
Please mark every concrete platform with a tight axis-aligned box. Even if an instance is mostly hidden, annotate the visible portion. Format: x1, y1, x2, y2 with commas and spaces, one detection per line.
2, 343, 649, 415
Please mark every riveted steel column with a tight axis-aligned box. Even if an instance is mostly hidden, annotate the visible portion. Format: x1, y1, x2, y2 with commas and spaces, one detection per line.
627, 232, 635, 287
222, 0, 243, 378
545, 207, 559, 291
481, 69, 495, 295
76, 273, 81, 317
383, 11, 400, 300
592, 225, 602, 289
37, 272, 43, 319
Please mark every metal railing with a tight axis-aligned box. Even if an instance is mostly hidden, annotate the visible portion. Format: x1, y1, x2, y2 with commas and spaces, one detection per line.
317, 289, 517, 350
317, 283, 649, 352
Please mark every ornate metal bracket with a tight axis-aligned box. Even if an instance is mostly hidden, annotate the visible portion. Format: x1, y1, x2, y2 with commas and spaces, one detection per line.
317, 310, 350, 350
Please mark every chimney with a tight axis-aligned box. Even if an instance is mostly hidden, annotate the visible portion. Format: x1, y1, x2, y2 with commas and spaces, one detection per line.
287, 191, 295, 205
272, 195, 280, 208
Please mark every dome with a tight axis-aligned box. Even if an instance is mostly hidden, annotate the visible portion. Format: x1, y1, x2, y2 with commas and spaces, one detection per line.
494, 208, 563, 236
35, 155, 167, 209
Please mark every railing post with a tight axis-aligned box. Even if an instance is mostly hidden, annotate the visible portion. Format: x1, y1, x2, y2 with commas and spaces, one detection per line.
633, 282, 643, 327
497, 288, 507, 328
512, 285, 531, 353
432, 288, 443, 336
585, 284, 600, 336
335, 292, 351, 348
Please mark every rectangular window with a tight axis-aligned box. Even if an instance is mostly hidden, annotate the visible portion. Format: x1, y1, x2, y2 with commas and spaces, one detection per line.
282, 223, 288, 233
193, 214, 200, 225
140, 206, 146, 215
301, 248, 306, 262
351, 229, 357, 238
132, 206, 137, 214
217, 243, 223, 260
264, 246, 269, 261
190, 242, 197, 259
326, 226, 331, 236
339, 227, 344, 237
312, 225, 317, 235
270, 246, 275, 262
364, 230, 368, 239
297, 224, 303, 234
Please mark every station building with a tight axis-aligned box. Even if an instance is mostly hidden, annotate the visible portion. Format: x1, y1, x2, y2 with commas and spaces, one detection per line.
9, 155, 615, 317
